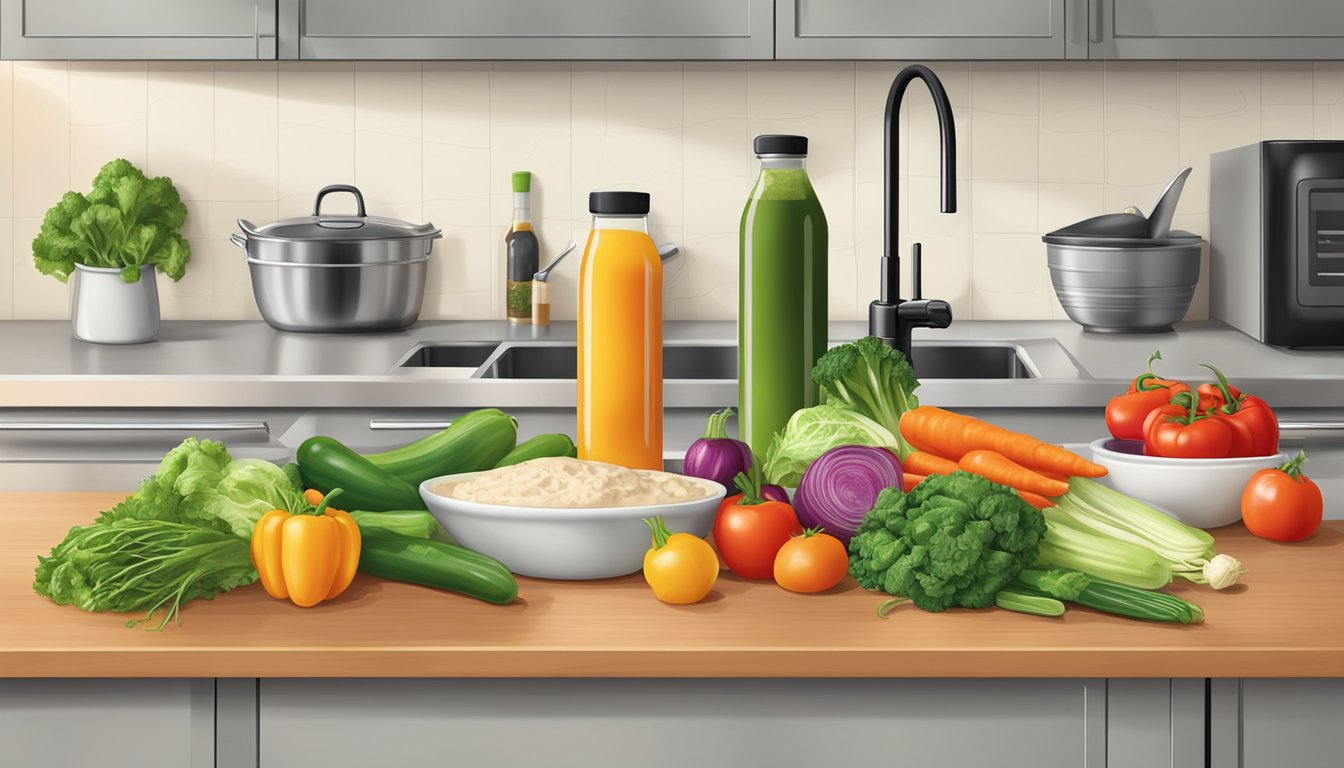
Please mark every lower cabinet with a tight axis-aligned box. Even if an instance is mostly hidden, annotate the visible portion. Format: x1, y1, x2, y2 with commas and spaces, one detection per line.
0, 679, 213, 768
1212, 679, 1344, 768
257, 679, 1107, 768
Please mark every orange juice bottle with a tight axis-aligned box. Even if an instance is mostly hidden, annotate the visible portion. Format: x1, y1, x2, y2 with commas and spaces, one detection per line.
577, 191, 663, 470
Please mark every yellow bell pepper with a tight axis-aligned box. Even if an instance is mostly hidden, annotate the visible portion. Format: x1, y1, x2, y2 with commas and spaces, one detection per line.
251, 488, 361, 607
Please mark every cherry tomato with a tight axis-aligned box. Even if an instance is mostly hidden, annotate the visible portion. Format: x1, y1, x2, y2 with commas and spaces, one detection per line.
773, 528, 849, 593
713, 493, 802, 579
1241, 451, 1323, 542
642, 516, 719, 604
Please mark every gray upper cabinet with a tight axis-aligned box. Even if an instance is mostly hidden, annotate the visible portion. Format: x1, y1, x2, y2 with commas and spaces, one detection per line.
1091, 0, 1344, 59
278, 0, 774, 60
776, 0, 1088, 60
0, 0, 277, 59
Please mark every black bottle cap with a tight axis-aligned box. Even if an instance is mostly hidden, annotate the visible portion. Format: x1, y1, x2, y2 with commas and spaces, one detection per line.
589, 191, 650, 215
753, 134, 808, 156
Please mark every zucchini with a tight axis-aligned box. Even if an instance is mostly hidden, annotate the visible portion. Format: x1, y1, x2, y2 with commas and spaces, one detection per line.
364, 409, 517, 485
494, 433, 577, 468
358, 530, 518, 605
298, 436, 426, 512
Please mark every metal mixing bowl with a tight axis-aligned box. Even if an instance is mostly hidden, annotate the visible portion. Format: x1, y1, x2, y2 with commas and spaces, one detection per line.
1046, 241, 1202, 333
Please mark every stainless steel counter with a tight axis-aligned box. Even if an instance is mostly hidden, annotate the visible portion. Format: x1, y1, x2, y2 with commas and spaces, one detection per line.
0, 319, 1340, 409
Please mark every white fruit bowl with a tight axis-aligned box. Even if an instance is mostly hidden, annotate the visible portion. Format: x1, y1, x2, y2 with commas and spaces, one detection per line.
419, 473, 726, 580
1088, 438, 1288, 529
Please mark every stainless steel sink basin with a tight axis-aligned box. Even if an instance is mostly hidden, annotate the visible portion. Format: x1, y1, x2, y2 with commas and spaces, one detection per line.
911, 343, 1036, 379
396, 340, 1037, 380
479, 344, 737, 380
398, 342, 500, 369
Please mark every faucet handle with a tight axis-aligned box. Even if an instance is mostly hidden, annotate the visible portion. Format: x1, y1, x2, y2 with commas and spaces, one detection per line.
897, 299, 953, 330
912, 242, 922, 300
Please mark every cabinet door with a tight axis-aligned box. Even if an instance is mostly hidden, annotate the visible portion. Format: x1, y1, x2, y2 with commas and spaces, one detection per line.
0, 679, 213, 768
776, 0, 1086, 60
261, 679, 1105, 768
1228, 679, 1344, 768
0, 0, 276, 59
1091, 0, 1344, 59
279, 0, 773, 60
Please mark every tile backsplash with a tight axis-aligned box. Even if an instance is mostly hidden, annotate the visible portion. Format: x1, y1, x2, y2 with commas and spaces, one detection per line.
0, 59, 1340, 323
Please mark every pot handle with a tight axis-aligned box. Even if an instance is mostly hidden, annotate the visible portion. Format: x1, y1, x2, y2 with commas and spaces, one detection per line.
313, 184, 367, 218
229, 233, 248, 251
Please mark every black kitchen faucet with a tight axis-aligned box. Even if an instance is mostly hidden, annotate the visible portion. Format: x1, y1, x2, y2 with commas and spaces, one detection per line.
869, 64, 958, 367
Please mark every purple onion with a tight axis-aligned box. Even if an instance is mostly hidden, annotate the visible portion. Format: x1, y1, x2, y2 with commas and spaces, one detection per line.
794, 445, 904, 543
684, 408, 753, 490
760, 484, 790, 504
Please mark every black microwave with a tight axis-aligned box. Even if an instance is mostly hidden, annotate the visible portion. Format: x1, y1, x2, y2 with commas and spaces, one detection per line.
1211, 141, 1344, 348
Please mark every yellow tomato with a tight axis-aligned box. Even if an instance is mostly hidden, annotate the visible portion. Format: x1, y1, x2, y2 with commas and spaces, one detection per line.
642, 516, 719, 604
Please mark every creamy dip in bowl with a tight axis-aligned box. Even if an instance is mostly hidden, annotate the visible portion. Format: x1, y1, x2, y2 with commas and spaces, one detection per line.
433, 457, 713, 508
420, 459, 726, 580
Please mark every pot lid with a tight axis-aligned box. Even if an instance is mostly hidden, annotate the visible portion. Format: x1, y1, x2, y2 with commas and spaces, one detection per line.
238, 185, 441, 243
1042, 212, 1202, 247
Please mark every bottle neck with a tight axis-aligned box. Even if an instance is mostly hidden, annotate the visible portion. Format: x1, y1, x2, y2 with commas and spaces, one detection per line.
512, 191, 532, 230
592, 214, 648, 233
758, 155, 807, 171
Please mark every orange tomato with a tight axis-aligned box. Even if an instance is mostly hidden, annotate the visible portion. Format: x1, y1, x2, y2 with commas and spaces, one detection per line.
773, 528, 849, 593
1241, 451, 1323, 543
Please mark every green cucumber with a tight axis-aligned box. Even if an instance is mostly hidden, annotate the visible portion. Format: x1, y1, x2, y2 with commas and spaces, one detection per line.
350, 510, 455, 544
364, 409, 517, 485
298, 436, 425, 512
493, 433, 577, 468
357, 530, 518, 605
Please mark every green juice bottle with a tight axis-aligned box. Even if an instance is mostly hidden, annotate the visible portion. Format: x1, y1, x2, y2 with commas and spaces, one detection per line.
739, 135, 828, 460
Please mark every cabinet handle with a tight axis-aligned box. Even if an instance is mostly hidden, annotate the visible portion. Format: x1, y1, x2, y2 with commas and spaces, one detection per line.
1088, 0, 1103, 44
1278, 422, 1344, 440
0, 421, 270, 434
369, 420, 453, 431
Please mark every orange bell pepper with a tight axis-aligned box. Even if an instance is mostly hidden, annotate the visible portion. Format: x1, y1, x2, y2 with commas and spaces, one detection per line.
251, 488, 361, 607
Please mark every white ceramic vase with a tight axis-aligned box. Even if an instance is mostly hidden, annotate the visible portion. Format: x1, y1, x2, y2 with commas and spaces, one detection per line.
70, 264, 160, 344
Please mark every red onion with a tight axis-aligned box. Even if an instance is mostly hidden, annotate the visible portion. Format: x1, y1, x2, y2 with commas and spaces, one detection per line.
794, 445, 903, 543
760, 484, 790, 504
684, 408, 753, 490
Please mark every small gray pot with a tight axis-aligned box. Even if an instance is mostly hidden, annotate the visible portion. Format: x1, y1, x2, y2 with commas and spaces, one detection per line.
70, 264, 160, 344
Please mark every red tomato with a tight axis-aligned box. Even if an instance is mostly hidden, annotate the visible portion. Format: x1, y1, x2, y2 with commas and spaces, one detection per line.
1242, 451, 1323, 542
773, 529, 849, 593
713, 494, 802, 579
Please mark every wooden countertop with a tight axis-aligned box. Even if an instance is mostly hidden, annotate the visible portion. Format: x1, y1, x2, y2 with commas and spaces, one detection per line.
4, 492, 1343, 679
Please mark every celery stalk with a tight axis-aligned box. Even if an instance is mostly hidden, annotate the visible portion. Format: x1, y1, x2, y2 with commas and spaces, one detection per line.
1052, 477, 1243, 588
1036, 518, 1173, 590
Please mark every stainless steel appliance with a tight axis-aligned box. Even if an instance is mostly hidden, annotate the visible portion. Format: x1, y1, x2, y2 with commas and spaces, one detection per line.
1211, 141, 1344, 348
231, 185, 441, 333
1043, 167, 1203, 334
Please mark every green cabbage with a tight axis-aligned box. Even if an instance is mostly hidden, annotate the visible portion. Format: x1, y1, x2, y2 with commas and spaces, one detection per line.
762, 405, 900, 488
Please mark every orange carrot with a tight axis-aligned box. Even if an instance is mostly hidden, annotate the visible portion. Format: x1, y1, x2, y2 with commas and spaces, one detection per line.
903, 451, 960, 477
899, 406, 1107, 478
1038, 470, 1068, 483
958, 449, 1070, 497
902, 473, 928, 493
1017, 490, 1055, 510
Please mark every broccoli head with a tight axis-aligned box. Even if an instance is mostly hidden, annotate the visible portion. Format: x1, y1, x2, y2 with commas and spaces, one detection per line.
848, 471, 1047, 612
812, 336, 919, 458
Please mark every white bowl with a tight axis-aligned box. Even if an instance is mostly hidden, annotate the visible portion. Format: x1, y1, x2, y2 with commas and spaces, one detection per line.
1088, 438, 1287, 529
419, 473, 726, 580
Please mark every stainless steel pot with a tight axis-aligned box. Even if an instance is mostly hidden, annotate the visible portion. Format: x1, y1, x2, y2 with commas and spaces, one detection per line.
1045, 241, 1202, 333
231, 185, 442, 333
1042, 168, 1205, 333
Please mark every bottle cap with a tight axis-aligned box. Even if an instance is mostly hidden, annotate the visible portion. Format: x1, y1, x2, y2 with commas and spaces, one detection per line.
512, 171, 532, 193
753, 134, 808, 156
589, 191, 650, 215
